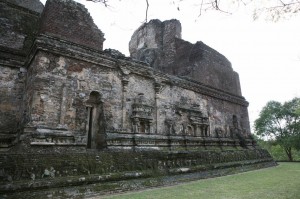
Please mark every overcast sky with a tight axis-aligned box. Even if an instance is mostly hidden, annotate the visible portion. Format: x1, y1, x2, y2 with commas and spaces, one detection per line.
41, 0, 300, 131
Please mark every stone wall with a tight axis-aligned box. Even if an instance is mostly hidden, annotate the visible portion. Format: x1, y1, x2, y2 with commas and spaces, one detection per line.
0, 0, 43, 148
0, 149, 274, 196
22, 49, 123, 149
0, 66, 26, 147
1, 149, 272, 182
19, 33, 252, 151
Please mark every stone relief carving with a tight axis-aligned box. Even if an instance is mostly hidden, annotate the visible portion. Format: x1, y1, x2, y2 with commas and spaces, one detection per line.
230, 115, 241, 138
215, 127, 225, 138
164, 102, 210, 137
131, 93, 154, 134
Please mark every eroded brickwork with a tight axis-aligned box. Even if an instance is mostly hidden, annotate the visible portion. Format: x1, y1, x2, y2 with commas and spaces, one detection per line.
0, 0, 42, 147
0, 66, 25, 144
0, 0, 42, 56
129, 19, 242, 96
40, 0, 104, 51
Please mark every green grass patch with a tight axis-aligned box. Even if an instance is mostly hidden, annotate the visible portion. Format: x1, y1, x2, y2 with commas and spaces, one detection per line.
102, 163, 300, 199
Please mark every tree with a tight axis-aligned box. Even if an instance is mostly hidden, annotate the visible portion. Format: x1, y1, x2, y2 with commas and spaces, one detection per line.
254, 98, 300, 161
87, 0, 300, 22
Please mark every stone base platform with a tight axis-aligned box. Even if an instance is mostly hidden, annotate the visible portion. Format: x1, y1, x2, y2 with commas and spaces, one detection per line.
0, 149, 276, 198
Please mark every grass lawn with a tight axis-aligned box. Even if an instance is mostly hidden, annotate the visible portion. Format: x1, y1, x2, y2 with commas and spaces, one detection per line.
101, 163, 300, 199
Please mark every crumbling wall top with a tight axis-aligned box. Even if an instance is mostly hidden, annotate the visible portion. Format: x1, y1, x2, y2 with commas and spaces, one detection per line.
39, 0, 105, 51
129, 19, 181, 58
0, 0, 43, 65
7, 0, 44, 13
129, 19, 242, 96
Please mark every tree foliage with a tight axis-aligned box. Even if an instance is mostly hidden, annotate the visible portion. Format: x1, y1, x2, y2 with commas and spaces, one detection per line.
254, 97, 300, 161
256, 138, 300, 161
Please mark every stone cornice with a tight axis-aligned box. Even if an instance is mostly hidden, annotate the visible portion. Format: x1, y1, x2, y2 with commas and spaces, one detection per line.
0, 0, 42, 16
174, 77, 249, 107
0, 46, 27, 68
27, 34, 116, 69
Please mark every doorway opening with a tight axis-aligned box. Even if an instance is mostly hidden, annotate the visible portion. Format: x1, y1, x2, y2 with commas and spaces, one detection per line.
86, 91, 106, 149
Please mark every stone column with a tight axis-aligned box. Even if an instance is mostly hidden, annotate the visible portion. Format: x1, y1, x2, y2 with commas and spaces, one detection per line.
154, 81, 161, 134
132, 118, 140, 133
59, 83, 67, 125
196, 125, 202, 137
121, 76, 129, 130
149, 120, 153, 134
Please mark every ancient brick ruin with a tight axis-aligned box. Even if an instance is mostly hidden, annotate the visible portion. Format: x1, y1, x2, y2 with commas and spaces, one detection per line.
0, 0, 275, 197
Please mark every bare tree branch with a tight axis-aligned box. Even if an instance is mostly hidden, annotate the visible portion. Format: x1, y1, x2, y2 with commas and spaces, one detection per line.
240, 0, 247, 6
263, 1, 300, 10
211, 0, 232, 14
145, 0, 149, 22
279, 0, 287, 6
86, 0, 108, 7
198, 0, 204, 17
86, 0, 300, 22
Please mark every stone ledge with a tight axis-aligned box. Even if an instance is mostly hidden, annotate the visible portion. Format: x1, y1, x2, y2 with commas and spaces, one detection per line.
106, 132, 245, 149
0, 0, 43, 15
30, 142, 86, 146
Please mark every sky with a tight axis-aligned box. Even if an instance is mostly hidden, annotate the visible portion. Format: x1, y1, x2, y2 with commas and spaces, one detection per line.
41, 0, 300, 132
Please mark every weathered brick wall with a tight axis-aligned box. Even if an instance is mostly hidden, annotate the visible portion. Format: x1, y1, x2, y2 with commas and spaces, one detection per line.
24, 51, 123, 132
123, 65, 250, 136
0, 0, 42, 140
173, 39, 242, 96
0, 66, 25, 135
39, 0, 104, 51
129, 19, 242, 96
24, 50, 251, 141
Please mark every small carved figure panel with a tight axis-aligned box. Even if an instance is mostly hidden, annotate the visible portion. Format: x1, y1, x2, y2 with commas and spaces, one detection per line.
131, 93, 154, 134
164, 103, 210, 137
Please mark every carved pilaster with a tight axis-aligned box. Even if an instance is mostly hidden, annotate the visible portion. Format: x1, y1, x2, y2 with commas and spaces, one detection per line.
132, 118, 140, 133
154, 82, 162, 95
59, 83, 67, 125
154, 81, 163, 134
119, 63, 131, 130
122, 76, 129, 92
121, 76, 129, 129
148, 120, 153, 134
